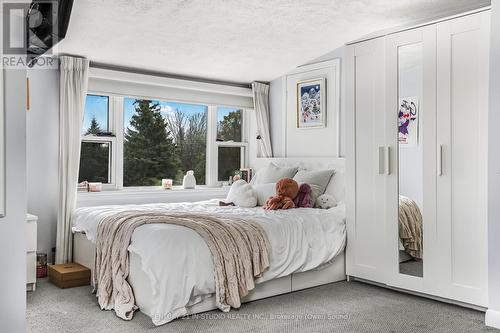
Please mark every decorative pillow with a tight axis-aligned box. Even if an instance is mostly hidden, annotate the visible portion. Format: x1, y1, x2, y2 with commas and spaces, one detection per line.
324, 170, 344, 203
252, 183, 276, 206
251, 163, 298, 185
293, 169, 335, 206
226, 180, 257, 208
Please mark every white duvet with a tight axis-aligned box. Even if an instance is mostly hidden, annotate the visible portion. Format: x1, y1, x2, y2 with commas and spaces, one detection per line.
72, 200, 346, 325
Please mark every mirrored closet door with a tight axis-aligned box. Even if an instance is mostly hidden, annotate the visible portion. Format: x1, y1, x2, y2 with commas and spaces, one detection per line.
385, 25, 437, 293
396, 42, 424, 277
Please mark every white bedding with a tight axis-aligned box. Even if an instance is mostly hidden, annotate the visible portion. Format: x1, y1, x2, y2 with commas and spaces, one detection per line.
72, 199, 346, 325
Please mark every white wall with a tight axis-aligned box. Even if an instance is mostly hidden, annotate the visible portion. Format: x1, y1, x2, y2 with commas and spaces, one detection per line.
269, 47, 345, 157
487, 0, 500, 328
0, 69, 27, 332
27, 68, 60, 264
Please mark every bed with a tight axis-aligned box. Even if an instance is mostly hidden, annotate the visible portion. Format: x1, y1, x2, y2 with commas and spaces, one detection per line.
398, 195, 423, 262
72, 157, 347, 326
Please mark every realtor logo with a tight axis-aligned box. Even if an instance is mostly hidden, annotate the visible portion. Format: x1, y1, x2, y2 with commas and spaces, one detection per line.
2, 0, 58, 69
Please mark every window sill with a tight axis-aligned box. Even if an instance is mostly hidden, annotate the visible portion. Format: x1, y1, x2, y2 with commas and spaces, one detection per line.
77, 185, 230, 207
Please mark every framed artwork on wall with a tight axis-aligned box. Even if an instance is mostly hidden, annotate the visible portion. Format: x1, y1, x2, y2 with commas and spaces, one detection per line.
296, 77, 326, 129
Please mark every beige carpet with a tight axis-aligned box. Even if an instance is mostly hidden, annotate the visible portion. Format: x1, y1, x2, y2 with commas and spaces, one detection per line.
26, 278, 497, 333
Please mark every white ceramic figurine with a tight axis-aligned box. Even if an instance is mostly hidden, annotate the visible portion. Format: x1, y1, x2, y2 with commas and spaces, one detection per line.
182, 170, 196, 189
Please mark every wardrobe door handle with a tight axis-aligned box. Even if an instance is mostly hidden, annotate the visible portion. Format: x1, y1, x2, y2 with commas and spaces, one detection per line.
378, 146, 385, 175
385, 146, 391, 175
438, 144, 443, 176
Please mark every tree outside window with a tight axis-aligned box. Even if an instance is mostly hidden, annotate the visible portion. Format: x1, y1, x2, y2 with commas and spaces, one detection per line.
123, 98, 208, 186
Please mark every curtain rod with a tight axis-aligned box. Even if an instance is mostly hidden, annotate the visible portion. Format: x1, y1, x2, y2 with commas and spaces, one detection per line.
89, 61, 252, 89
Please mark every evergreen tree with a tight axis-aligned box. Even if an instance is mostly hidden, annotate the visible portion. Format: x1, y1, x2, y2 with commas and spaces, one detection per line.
123, 100, 180, 186
86, 116, 102, 135
78, 117, 108, 183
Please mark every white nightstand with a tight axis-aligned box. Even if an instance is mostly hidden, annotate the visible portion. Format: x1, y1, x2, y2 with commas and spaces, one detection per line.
26, 213, 38, 291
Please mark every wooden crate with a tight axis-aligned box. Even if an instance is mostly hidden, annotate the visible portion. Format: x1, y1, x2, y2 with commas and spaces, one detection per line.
48, 263, 90, 289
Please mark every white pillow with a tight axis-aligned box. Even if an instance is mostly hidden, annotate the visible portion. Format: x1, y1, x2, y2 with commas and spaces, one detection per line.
226, 180, 257, 207
324, 171, 345, 203
293, 169, 335, 206
252, 183, 276, 206
251, 163, 298, 185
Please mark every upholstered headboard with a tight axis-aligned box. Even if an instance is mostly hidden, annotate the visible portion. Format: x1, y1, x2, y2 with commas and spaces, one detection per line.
249, 157, 346, 202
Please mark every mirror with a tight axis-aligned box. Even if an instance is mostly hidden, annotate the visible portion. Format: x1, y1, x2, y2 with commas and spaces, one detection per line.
398, 43, 423, 277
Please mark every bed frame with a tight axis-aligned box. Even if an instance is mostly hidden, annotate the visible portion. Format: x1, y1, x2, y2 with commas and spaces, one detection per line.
73, 157, 346, 319
74, 233, 345, 317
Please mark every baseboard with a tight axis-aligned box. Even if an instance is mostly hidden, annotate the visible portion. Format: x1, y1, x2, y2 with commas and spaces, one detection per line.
350, 276, 487, 311
485, 309, 500, 329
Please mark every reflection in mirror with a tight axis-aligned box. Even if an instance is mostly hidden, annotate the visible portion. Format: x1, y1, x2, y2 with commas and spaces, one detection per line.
398, 43, 423, 277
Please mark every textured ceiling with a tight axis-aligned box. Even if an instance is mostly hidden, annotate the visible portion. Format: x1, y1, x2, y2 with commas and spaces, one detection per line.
57, 0, 490, 84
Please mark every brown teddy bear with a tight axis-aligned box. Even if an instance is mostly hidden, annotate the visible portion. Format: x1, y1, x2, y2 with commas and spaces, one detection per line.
264, 178, 299, 210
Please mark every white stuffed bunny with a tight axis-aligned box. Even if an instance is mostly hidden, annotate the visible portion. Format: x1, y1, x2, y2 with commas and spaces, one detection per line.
225, 180, 257, 208
316, 194, 337, 209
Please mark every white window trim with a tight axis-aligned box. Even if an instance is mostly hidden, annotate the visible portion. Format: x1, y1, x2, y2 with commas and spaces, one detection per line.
215, 143, 248, 183
206, 105, 250, 186
80, 136, 117, 190
81, 92, 249, 191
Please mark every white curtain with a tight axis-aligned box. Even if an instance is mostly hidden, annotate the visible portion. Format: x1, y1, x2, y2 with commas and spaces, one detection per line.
56, 56, 89, 264
252, 82, 273, 158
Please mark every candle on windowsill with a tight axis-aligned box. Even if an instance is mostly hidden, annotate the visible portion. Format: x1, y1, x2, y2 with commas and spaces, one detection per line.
88, 182, 102, 192
162, 179, 173, 190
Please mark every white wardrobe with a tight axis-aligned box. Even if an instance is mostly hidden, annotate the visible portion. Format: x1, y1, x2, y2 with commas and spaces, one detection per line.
345, 9, 490, 307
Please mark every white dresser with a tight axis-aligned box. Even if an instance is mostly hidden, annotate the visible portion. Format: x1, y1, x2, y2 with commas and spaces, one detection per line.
26, 213, 38, 291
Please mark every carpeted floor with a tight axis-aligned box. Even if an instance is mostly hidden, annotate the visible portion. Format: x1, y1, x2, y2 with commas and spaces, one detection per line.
399, 259, 423, 277
27, 278, 498, 333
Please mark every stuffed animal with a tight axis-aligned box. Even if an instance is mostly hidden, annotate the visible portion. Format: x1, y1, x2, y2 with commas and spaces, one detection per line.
264, 178, 299, 210
316, 194, 337, 209
293, 183, 313, 208
225, 180, 257, 207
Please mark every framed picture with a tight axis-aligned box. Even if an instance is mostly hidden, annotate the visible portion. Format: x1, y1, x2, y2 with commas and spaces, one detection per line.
296, 78, 326, 129
398, 96, 419, 147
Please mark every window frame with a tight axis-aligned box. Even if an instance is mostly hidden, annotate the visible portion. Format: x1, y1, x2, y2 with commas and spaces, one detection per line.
80, 93, 118, 190
80, 92, 249, 190
79, 136, 116, 187
81, 94, 111, 135
209, 105, 249, 185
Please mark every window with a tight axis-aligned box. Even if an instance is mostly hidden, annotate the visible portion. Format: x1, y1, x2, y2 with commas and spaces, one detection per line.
78, 93, 247, 190
215, 107, 246, 182
79, 95, 115, 186
78, 142, 110, 183
123, 98, 208, 187
218, 146, 243, 182
82, 95, 109, 135
217, 107, 242, 142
